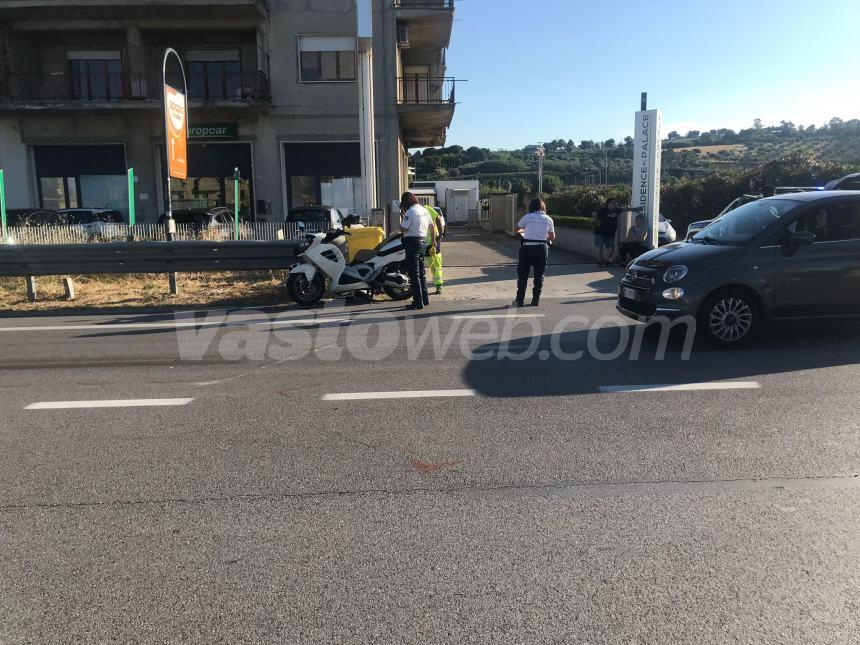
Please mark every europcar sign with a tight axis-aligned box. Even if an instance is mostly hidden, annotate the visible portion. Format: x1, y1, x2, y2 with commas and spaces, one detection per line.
189, 123, 238, 140
631, 109, 663, 248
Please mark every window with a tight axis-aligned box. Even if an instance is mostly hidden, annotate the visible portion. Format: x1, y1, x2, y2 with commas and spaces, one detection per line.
35, 145, 127, 215
67, 51, 123, 101
290, 176, 318, 208
299, 36, 356, 82
166, 143, 255, 219
187, 51, 241, 100
792, 202, 860, 242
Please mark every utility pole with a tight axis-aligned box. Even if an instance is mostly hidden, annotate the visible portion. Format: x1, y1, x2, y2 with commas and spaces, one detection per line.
604, 147, 608, 185
356, 0, 377, 221
535, 145, 545, 194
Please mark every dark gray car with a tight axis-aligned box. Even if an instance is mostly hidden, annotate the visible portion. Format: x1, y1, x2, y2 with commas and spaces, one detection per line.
617, 191, 860, 345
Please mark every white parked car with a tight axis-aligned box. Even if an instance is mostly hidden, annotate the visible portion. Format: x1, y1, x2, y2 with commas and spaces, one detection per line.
59, 208, 125, 240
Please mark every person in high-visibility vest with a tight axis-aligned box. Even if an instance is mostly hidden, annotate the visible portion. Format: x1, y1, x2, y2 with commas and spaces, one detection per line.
425, 205, 446, 294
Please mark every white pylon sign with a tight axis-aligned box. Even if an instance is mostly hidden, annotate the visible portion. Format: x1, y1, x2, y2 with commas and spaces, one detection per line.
631, 109, 663, 249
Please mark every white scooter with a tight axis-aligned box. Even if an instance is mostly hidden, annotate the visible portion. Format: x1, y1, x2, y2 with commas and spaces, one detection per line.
286, 226, 412, 305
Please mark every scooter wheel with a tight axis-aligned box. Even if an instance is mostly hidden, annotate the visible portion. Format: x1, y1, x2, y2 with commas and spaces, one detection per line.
382, 284, 413, 301
287, 273, 326, 306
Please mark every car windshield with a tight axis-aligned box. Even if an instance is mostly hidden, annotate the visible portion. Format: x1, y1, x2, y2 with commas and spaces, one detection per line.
692, 199, 798, 244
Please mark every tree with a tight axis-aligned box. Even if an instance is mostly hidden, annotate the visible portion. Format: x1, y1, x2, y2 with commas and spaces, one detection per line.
667, 131, 680, 140
753, 118, 763, 130
603, 138, 616, 149
686, 130, 701, 138
779, 120, 797, 134
464, 146, 489, 163
829, 117, 845, 130
540, 175, 565, 194
579, 140, 595, 149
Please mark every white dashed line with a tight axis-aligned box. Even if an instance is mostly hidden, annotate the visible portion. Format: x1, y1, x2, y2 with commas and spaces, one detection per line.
25, 398, 195, 410
451, 313, 545, 320
598, 382, 761, 393
322, 389, 477, 401
0, 318, 348, 333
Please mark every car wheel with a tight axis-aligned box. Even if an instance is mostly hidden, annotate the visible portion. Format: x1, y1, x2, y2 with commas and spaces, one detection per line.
698, 288, 759, 347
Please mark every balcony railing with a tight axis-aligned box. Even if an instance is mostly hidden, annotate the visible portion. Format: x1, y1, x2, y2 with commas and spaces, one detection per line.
394, 0, 454, 8
0, 71, 271, 104
397, 76, 456, 105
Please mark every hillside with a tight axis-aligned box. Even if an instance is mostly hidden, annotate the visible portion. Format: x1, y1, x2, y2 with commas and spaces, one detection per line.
412, 118, 860, 195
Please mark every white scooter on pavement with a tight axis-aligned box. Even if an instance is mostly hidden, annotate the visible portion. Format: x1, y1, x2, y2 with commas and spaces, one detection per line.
286, 225, 412, 306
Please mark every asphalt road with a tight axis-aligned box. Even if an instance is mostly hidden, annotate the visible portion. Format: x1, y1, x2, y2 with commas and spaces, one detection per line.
1, 257, 858, 643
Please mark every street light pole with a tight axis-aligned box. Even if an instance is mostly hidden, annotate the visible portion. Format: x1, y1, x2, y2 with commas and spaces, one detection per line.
535, 145, 545, 195
356, 0, 377, 221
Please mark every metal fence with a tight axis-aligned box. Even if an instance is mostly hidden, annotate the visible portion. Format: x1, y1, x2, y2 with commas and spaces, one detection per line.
2, 220, 343, 245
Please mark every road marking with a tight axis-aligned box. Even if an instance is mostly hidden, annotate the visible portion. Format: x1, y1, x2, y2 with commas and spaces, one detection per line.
0, 318, 348, 333
25, 398, 195, 410
598, 382, 761, 393
323, 389, 477, 401
452, 313, 545, 319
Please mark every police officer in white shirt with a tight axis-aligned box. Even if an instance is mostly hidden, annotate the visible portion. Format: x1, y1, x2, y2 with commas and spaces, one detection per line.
399, 192, 436, 310
514, 198, 555, 307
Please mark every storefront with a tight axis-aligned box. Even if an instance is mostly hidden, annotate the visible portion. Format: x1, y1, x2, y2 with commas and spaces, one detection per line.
163, 141, 255, 220
283, 142, 364, 215
34, 144, 129, 216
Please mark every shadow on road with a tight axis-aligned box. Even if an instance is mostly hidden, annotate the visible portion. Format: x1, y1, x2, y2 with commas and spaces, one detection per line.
461, 319, 860, 397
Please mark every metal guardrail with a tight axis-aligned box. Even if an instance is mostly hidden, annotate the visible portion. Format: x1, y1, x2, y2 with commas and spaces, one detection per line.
0, 240, 301, 277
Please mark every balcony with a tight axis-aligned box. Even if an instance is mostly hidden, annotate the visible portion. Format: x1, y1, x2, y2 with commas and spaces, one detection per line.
394, 0, 454, 50
0, 1, 267, 21
0, 71, 271, 109
397, 76, 457, 147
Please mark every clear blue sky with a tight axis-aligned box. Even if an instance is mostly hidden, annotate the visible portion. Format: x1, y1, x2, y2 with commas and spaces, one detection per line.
444, 0, 860, 149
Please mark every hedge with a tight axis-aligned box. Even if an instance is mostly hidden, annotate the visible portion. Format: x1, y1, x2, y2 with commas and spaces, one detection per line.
552, 215, 593, 230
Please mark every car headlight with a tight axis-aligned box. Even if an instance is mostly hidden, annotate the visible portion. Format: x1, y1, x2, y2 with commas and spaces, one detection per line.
663, 265, 688, 283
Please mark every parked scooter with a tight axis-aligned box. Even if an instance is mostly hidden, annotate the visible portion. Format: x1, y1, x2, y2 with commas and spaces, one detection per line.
286, 225, 412, 305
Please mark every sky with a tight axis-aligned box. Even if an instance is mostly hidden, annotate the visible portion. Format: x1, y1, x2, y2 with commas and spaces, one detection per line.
443, 0, 860, 149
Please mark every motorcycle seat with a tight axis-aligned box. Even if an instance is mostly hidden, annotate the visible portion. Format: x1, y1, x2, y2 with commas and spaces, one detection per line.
350, 249, 377, 264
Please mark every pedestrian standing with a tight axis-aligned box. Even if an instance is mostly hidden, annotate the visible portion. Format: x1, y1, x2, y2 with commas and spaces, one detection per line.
514, 198, 555, 307
593, 198, 640, 267
426, 205, 446, 295
399, 192, 436, 311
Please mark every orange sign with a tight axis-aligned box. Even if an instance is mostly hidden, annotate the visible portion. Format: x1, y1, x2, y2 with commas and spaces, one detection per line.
164, 84, 187, 180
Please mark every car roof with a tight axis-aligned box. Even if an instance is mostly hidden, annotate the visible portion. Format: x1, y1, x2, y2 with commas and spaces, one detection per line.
769, 190, 860, 203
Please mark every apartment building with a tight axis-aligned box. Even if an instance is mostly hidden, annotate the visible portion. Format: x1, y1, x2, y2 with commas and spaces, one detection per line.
0, 0, 457, 223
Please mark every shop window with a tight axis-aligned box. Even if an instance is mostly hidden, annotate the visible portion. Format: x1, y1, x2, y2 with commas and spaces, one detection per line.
290, 176, 317, 208
35, 145, 127, 216
164, 143, 255, 219
299, 36, 356, 82
320, 176, 364, 213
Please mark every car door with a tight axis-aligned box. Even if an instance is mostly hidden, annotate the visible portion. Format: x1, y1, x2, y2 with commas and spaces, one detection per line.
772, 199, 860, 317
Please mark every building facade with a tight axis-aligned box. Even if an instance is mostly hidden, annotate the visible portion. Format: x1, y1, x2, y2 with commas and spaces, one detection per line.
0, 0, 457, 224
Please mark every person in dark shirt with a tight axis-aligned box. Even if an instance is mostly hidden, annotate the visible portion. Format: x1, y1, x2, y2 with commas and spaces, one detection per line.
593, 198, 641, 267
